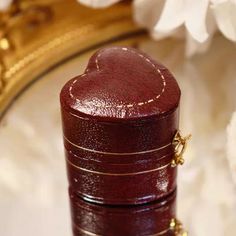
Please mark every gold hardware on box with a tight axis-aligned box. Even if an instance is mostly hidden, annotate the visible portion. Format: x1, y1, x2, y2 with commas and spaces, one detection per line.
170, 218, 188, 236
171, 130, 191, 167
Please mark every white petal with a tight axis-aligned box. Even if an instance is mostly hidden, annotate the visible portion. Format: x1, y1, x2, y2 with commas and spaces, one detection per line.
212, 1, 236, 41
186, 32, 212, 57
0, 0, 12, 11
151, 27, 184, 41
227, 112, 236, 185
78, 0, 120, 8
154, 0, 185, 32
185, 0, 210, 42
133, 0, 165, 29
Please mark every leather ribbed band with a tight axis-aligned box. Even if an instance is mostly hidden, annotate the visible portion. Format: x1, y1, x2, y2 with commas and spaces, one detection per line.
65, 145, 177, 205
70, 188, 177, 236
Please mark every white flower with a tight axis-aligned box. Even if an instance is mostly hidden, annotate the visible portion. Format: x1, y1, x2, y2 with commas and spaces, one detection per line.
135, 0, 236, 56
79, 0, 236, 56
149, 0, 210, 43
212, 0, 236, 41
0, 0, 13, 11
1, 0, 236, 54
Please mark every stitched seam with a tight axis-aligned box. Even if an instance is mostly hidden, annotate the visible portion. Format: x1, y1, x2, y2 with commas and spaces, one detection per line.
69, 47, 166, 108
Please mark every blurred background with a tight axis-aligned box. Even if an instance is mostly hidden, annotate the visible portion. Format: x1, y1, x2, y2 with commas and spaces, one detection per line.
0, 0, 236, 236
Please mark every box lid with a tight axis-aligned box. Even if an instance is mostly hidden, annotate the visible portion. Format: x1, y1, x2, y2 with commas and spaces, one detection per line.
60, 46, 180, 121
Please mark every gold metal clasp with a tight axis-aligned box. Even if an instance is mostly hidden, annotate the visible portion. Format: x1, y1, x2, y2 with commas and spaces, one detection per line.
171, 130, 191, 167
170, 218, 188, 236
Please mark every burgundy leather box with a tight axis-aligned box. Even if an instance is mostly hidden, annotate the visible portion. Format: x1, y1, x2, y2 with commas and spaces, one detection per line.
60, 46, 181, 205
69, 188, 178, 236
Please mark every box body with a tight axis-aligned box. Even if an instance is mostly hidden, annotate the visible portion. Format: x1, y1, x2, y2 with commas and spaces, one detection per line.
60, 46, 181, 205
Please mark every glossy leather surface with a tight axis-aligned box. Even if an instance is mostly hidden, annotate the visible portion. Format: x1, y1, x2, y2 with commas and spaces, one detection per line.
60, 46, 180, 121
60, 46, 181, 205
70, 188, 177, 236
66, 147, 177, 205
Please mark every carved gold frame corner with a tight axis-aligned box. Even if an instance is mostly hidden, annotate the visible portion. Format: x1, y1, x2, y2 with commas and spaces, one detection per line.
0, 0, 145, 117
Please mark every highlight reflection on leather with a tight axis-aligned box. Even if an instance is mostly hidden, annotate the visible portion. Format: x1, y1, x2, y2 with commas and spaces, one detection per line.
61, 47, 180, 119
66, 147, 177, 205
69, 188, 177, 236
60, 46, 181, 205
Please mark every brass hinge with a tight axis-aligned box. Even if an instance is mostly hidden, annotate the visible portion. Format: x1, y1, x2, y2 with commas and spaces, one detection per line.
171, 130, 191, 167
170, 218, 188, 236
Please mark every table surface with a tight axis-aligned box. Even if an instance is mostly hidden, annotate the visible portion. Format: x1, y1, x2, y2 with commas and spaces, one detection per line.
0, 35, 236, 236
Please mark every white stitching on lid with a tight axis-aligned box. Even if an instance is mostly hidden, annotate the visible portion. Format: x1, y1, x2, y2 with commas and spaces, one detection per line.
69, 47, 166, 109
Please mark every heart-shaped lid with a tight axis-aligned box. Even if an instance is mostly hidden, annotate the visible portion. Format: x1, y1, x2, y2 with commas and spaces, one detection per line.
60, 46, 180, 121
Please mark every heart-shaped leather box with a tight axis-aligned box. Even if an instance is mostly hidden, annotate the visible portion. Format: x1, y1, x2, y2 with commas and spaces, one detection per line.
69, 188, 177, 236
60, 46, 181, 205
